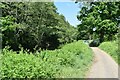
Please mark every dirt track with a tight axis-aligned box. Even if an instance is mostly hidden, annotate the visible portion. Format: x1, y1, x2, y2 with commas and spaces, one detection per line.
87, 47, 118, 78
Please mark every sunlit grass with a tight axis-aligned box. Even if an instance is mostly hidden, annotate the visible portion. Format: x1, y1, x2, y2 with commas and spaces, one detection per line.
1, 41, 93, 78
99, 41, 119, 64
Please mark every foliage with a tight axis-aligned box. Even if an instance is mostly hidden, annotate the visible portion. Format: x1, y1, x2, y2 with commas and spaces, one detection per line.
57, 41, 93, 78
77, 2, 120, 42
1, 2, 77, 51
1, 48, 57, 78
1, 41, 93, 78
56, 14, 78, 44
99, 41, 119, 64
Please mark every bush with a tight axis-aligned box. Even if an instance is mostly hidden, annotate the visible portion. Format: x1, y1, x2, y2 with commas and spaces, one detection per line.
1, 41, 93, 78
57, 41, 93, 77
89, 39, 100, 47
1, 48, 57, 78
99, 41, 119, 64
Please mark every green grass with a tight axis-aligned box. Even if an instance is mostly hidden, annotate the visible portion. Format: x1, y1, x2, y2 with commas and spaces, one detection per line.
1, 41, 93, 78
99, 41, 119, 64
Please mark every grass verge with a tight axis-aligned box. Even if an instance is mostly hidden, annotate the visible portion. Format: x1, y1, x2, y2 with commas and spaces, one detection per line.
99, 41, 119, 64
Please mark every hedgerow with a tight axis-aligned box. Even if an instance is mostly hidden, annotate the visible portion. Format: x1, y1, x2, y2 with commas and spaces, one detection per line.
99, 41, 119, 64
1, 41, 93, 78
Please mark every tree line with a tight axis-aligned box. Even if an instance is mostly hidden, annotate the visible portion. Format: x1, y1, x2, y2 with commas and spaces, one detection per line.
1, 2, 119, 51
1, 2, 77, 51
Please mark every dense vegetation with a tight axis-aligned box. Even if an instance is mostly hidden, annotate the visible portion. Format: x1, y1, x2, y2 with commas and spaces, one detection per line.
1, 2, 77, 51
0, 1, 119, 79
1, 41, 93, 78
99, 41, 119, 64
77, 2, 120, 43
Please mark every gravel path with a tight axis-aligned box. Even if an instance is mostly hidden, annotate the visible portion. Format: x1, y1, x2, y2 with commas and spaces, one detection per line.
87, 47, 119, 78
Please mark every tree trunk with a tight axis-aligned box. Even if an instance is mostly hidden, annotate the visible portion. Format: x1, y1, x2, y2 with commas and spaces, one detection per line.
108, 34, 113, 41
99, 31, 104, 43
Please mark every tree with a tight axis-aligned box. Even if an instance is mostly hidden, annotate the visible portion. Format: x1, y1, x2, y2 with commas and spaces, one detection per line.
56, 14, 77, 44
77, 2, 120, 42
1, 2, 77, 51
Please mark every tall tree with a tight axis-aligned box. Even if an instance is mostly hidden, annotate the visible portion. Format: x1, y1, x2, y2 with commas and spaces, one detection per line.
1, 2, 77, 51
77, 2, 120, 42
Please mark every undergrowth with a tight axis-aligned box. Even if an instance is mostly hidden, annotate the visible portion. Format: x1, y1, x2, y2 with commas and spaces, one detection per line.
1, 41, 93, 78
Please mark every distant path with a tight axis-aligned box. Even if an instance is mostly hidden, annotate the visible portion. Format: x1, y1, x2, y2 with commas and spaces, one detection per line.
87, 47, 118, 78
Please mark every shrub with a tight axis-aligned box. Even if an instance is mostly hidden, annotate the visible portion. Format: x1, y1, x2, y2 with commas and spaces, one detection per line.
99, 41, 119, 64
1, 48, 57, 78
1, 41, 93, 78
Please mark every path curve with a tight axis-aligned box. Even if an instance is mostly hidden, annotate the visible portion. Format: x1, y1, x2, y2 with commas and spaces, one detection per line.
87, 47, 118, 78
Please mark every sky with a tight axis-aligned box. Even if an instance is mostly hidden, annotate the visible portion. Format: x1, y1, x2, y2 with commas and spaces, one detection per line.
54, 2, 82, 27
